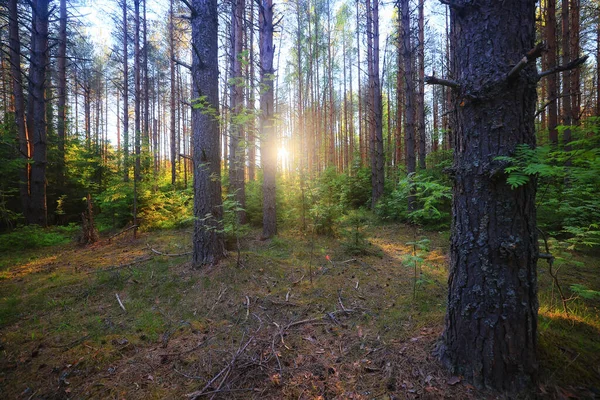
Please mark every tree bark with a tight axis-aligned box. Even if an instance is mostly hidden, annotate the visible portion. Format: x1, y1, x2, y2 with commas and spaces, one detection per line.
229, 0, 247, 223
438, 0, 538, 391
57, 0, 67, 188
26, 0, 50, 226
191, 0, 225, 266
259, 0, 277, 238
545, 0, 558, 145
122, 0, 130, 182
369, 0, 384, 207
400, 0, 416, 210
417, 0, 426, 169
8, 0, 31, 222
169, 0, 177, 185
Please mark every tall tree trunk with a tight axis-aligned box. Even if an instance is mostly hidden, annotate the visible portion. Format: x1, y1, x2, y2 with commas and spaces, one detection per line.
143, 0, 150, 173
395, 13, 403, 170
27, 0, 49, 226
169, 0, 177, 185
561, 0, 572, 148
417, 0, 426, 169
57, 0, 67, 188
400, 0, 416, 210
247, 0, 256, 181
437, 0, 538, 391
569, 0, 580, 124
369, 0, 384, 207
229, 0, 247, 223
192, 0, 225, 266
8, 0, 31, 221
356, 0, 363, 166
122, 0, 130, 182
546, 0, 558, 145
260, 0, 277, 238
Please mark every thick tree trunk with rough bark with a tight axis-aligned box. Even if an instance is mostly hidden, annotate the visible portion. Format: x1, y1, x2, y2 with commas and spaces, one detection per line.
259, 0, 277, 238
191, 0, 225, 266
437, 0, 538, 391
27, 0, 50, 226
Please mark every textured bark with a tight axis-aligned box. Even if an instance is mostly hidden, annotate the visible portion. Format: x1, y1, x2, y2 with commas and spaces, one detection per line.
57, 0, 67, 187
400, 0, 416, 210
229, 0, 247, 223
395, 13, 403, 169
134, 0, 141, 181
169, 0, 176, 185
259, 0, 277, 238
356, 0, 363, 166
191, 0, 225, 266
8, 0, 31, 221
561, 0, 572, 147
438, 0, 538, 391
369, 0, 384, 207
545, 0, 558, 145
247, 0, 256, 181
416, 0, 426, 170
569, 0, 580, 124
122, 0, 130, 182
27, 0, 49, 226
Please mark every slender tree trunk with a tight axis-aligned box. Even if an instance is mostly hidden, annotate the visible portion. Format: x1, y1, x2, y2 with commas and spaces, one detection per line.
546, 0, 558, 145
143, 0, 150, 173
356, 0, 363, 167
417, 0, 426, 169
169, 0, 177, 185
395, 13, 403, 169
8, 0, 31, 221
247, 0, 256, 181
260, 0, 277, 238
569, 0, 580, 124
437, 0, 538, 391
192, 0, 225, 266
369, 0, 384, 207
229, 0, 247, 223
123, 0, 130, 182
400, 0, 416, 210
561, 0, 572, 148
57, 0, 67, 187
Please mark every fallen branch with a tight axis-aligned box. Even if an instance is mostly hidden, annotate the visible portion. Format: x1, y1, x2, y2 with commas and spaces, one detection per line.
89, 255, 153, 274
107, 225, 138, 243
115, 293, 126, 312
146, 243, 192, 257
186, 336, 254, 400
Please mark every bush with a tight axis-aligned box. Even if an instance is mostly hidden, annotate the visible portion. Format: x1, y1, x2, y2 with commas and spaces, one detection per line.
377, 172, 451, 229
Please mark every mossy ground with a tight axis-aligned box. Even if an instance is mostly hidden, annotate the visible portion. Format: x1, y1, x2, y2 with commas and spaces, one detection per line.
0, 223, 598, 399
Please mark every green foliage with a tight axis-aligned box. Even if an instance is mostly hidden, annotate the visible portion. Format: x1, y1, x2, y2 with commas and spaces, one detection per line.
339, 209, 372, 255
570, 284, 600, 300
401, 236, 431, 299
377, 172, 451, 228
0, 224, 78, 253
498, 120, 600, 247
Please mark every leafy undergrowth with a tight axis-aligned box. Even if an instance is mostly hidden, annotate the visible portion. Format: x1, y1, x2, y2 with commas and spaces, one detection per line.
0, 224, 598, 399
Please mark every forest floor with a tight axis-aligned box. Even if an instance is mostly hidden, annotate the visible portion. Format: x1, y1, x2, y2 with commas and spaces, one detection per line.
0, 223, 599, 399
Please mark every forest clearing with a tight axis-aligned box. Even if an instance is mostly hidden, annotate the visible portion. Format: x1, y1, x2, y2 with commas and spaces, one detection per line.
0, 222, 599, 399
2, 0, 600, 397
